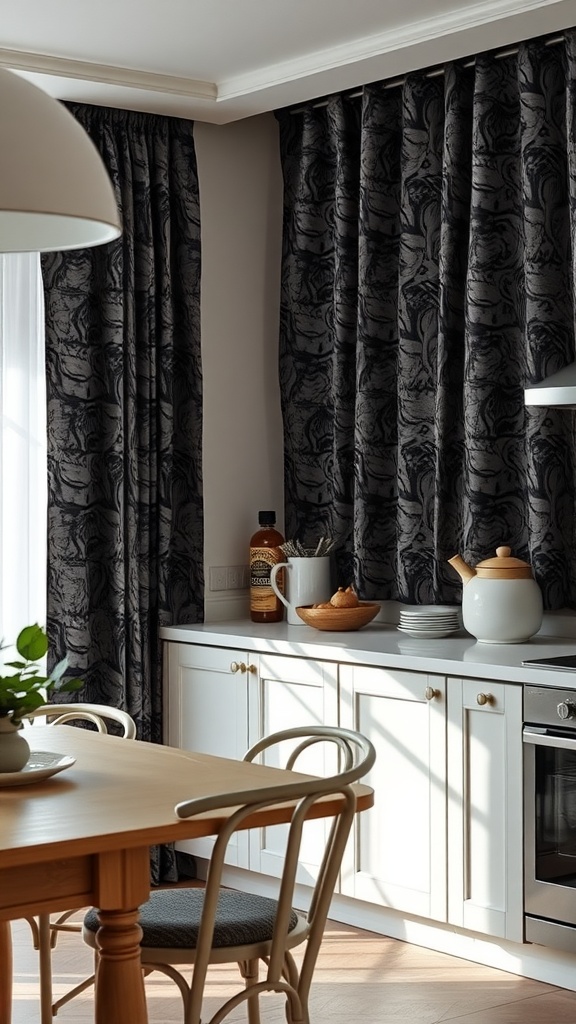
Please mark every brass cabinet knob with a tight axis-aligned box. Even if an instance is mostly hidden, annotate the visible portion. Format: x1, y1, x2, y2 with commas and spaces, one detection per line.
477, 692, 494, 706
425, 686, 440, 701
230, 661, 247, 674
247, 663, 256, 674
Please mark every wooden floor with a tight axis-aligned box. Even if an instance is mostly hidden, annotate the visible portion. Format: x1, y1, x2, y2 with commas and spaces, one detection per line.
10, 914, 576, 1023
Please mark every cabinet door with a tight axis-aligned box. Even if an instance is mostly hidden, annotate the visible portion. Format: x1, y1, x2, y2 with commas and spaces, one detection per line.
447, 678, 523, 941
164, 641, 251, 865
248, 653, 339, 882
339, 664, 447, 922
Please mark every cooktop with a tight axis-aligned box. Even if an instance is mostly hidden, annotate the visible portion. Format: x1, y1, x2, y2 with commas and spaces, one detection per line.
522, 655, 576, 672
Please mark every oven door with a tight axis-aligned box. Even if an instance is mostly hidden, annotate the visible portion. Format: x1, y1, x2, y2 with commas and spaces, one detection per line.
524, 726, 576, 928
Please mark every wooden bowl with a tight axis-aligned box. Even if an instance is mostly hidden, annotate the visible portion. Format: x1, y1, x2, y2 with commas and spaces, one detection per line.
296, 602, 380, 632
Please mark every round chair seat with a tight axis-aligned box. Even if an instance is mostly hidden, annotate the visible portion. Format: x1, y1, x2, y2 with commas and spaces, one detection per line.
84, 888, 299, 949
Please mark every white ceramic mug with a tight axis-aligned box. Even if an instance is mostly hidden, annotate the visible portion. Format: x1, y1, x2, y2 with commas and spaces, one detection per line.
270, 556, 331, 625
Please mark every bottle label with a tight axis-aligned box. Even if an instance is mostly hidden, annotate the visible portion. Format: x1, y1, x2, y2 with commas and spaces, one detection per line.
250, 548, 283, 611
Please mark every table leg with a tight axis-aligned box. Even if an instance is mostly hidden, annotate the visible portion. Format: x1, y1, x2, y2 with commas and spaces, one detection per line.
0, 921, 12, 1024
38, 914, 54, 1024
94, 908, 147, 1024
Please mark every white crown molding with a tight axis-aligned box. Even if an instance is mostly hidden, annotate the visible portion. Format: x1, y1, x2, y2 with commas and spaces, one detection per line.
218, 0, 567, 99
0, 48, 217, 102
1, 0, 575, 123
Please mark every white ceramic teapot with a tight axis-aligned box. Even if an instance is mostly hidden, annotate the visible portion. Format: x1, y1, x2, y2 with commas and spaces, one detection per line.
448, 545, 543, 644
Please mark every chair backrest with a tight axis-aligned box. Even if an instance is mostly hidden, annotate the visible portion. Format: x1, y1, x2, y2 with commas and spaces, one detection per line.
24, 702, 137, 739
174, 725, 375, 1021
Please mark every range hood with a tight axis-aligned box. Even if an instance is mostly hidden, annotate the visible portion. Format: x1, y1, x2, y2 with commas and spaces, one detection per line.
524, 362, 576, 409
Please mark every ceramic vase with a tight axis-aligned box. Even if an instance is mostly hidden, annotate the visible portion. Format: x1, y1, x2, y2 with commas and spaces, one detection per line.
0, 715, 30, 772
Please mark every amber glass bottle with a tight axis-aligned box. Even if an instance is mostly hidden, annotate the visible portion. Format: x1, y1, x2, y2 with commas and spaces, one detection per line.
249, 511, 285, 622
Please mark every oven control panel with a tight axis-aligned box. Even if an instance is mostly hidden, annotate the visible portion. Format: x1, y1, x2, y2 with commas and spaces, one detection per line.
557, 699, 576, 721
525, 685, 576, 729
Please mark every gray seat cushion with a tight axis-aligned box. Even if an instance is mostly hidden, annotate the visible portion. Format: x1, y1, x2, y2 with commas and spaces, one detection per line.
84, 889, 298, 949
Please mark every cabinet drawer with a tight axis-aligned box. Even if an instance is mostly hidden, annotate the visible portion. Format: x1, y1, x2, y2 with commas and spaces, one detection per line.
460, 679, 507, 712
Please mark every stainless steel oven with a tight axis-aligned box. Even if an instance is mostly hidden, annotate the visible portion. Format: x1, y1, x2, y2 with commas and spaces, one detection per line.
524, 680, 576, 952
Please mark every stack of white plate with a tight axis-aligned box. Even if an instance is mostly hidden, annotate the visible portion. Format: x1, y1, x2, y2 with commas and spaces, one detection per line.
397, 605, 460, 639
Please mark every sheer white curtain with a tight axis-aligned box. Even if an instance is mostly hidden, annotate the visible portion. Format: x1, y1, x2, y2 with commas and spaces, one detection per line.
0, 253, 47, 641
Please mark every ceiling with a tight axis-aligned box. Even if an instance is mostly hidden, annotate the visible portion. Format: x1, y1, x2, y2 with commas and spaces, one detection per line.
2, 0, 576, 124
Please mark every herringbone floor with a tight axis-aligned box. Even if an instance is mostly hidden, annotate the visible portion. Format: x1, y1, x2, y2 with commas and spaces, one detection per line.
10, 914, 576, 1023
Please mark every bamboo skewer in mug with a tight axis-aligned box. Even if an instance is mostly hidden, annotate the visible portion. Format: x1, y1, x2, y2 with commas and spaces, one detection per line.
280, 537, 335, 558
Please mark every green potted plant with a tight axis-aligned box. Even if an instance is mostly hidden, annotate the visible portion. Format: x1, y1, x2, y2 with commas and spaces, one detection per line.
0, 623, 83, 772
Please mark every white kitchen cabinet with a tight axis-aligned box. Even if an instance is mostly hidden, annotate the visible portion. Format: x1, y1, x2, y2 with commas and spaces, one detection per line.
338, 663, 523, 940
247, 652, 339, 883
163, 633, 523, 944
164, 642, 338, 877
164, 641, 251, 865
164, 641, 250, 759
447, 677, 523, 942
338, 664, 447, 921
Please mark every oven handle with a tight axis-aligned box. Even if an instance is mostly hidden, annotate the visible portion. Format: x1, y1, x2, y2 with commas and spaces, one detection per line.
523, 726, 576, 750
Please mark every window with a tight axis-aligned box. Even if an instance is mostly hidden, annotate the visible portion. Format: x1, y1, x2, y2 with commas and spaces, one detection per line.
0, 253, 47, 639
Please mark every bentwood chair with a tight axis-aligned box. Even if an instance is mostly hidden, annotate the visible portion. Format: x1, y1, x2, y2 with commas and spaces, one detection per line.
83, 725, 375, 1024
22, 703, 137, 1024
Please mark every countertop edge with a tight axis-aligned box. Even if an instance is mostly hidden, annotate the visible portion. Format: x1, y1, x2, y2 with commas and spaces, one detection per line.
160, 620, 576, 688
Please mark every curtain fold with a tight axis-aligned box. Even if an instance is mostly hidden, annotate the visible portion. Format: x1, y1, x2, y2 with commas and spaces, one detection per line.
277, 32, 576, 609
41, 104, 203, 878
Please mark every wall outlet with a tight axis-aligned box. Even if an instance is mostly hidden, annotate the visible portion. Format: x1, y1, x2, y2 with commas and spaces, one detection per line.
209, 565, 249, 591
227, 565, 248, 590
209, 566, 228, 592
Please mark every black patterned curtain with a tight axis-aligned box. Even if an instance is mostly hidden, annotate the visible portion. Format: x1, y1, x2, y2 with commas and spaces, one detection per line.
276, 32, 576, 610
41, 104, 203, 740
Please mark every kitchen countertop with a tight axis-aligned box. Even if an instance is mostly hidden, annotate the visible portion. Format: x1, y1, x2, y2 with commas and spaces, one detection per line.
160, 618, 576, 688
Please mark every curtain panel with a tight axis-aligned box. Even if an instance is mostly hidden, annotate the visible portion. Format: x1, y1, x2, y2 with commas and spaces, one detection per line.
41, 104, 203, 743
276, 33, 576, 610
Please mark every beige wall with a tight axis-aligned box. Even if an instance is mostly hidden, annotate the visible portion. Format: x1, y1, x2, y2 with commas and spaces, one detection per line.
194, 114, 284, 620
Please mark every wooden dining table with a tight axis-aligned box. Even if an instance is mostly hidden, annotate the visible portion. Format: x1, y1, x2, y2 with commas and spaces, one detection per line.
0, 726, 373, 1024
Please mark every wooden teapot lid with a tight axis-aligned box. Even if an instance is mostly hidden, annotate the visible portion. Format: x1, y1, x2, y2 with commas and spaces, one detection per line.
475, 546, 534, 580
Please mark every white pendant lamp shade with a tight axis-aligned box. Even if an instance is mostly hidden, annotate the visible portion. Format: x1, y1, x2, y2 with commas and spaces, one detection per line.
0, 67, 122, 253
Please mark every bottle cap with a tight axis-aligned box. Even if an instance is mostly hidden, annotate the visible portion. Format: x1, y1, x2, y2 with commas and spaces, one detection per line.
258, 510, 276, 525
